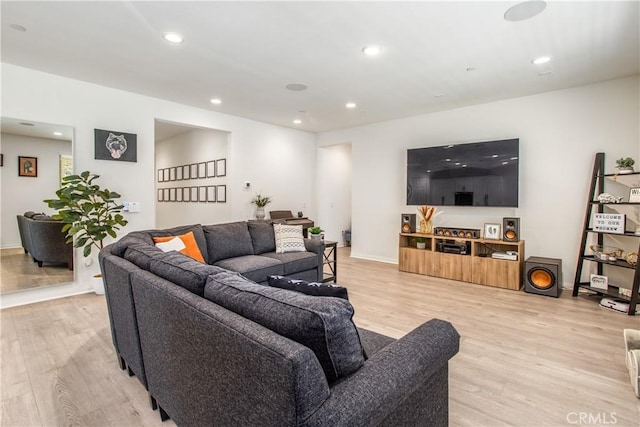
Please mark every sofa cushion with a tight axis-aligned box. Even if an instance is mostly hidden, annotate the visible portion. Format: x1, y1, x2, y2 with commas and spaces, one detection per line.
247, 221, 276, 255
153, 231, 205, 263
204, 271, 365, 382
149, 252, 226, 296
267, 275, 349, 300
24, 211, 42, 218
130, 225, 209, 264
123, 242, 164, 270
214, 255, 284, 283
261, 251, 318, 275
112, 235, 150, 257
204, 222, 254, 263
273, 224, 306, 254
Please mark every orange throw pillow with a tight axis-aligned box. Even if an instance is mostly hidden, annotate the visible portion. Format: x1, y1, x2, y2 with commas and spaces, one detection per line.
153, 231, 205, 263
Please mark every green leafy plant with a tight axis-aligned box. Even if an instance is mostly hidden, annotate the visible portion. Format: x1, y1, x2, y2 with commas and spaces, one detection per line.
309, 226, 324, 235
251, 192, 272, 207
44, 171, 128, 258
413, 237, 427, 243
616, 157, 635, 168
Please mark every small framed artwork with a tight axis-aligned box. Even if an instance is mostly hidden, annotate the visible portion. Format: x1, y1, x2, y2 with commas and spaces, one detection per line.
157, 189, 164, 202
1, 154, 3, 167
176, 166, 183, 181
206, 161, 216, 178
158, 169, 164, 182
198, 162, 207, 178
629, 187, 640, 203
183, 187, 191, 202
198, 186, 207, 202
169, 188, 176, 202
484, 223, 501, 240
176, 188, 183, 202
190, 164, 198, 179
590, 273, 608, 290
94, 129, 137, 162
206, 185, 216, 202
59, 155, 73, 184
216, 159, 226, 177
182, 165, 190, 180
216, 185, 227, 203
169, 167, 176, 181
163, 168, 170, 181
163, 188, 170, 201
190, 186, 198, 202
18, 156, 38, 177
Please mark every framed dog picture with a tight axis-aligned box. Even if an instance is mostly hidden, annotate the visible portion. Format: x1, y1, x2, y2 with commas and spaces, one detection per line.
95, 129, 137, 162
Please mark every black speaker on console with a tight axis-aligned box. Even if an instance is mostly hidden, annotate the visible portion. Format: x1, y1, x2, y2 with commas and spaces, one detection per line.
401, 214, 416, 233
524, 256, 562, 298
503, 217, 520, 242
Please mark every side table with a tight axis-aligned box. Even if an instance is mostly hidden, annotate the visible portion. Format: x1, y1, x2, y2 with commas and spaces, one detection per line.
321, 240, 338, 283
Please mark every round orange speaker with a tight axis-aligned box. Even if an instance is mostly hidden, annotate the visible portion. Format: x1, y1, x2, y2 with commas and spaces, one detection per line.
402, 224, 410, 232
505, 230, 517, 240
437, 229, 444, 235
529, 268, 554, 289
444, 230, 451, 236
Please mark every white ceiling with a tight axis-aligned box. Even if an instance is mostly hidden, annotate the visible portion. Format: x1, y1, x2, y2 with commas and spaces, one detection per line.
0, 117, 73, 142
1, 1, 638, 133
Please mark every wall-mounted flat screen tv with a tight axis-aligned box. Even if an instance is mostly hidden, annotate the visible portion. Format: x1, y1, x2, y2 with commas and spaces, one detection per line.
407, 138, 519, 207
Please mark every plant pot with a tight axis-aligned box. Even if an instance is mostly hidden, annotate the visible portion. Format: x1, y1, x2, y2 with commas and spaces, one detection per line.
310, 233, 324, 240
416, 242, 427, 249
617, 167, 634, 175
255, 207, 266, 220
93, 274, 105, 295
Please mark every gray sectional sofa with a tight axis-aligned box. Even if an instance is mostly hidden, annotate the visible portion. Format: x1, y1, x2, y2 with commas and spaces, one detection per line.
99, 220, 460, 426
17, 212, 73, 269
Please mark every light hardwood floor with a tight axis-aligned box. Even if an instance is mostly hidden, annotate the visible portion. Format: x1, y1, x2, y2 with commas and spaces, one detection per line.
1, 247, 639, 426
0, 248, 74, 294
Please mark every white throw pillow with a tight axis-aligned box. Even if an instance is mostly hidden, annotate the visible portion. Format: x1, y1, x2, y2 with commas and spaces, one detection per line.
154, 236, 186, 252
273, 223, 306, 253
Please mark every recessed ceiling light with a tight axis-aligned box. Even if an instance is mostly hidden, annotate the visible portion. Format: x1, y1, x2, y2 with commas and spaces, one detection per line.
532, 56, 551, 65
362, 45, 383, 56
293, 119, 302, 124
504, 1, 547, 22
286, 83, 308, 91
345, 102, 357, 109
210, 98, 222, 105
163, 33, 184, 43
10, 24, 26, 32
53, 132, 63, 136
466, 67, 476, 72
19, 122, 34, 126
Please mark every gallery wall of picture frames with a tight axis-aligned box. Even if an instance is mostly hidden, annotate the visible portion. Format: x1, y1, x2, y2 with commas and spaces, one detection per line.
157, 158, 227, 204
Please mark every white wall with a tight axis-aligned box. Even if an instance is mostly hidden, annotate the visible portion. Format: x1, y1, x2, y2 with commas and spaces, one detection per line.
1, 63, 317, 307
155, 128, 230, 227
317, 76, 640, 287
317, 143, 352, 244
0, 133, 72, 247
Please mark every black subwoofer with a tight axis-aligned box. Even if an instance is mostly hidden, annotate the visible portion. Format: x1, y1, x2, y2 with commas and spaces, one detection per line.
524, 256, 562, 298
401, 214, 416, 233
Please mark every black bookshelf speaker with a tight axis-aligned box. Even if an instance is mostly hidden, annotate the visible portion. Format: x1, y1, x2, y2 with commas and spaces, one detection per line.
503, 217, 520, 242
524, 256, 562, 298
401, 214, 416, 233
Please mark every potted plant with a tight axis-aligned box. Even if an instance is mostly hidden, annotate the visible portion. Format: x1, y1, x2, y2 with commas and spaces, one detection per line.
413, 237, 427, 249
616, 157, 635, 174
308, 226, 325, 240
44, 171, 128, 294
251, 192, 272, 220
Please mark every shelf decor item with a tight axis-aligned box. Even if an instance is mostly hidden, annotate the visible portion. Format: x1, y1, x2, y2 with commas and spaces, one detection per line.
629, 187, 640, 203
413, 237, 427, 249
484, 223, 501, 240
616, 157, 635, 174
308, 226, 325, 240
417, 205, 438, 234
590, 245, 623, 262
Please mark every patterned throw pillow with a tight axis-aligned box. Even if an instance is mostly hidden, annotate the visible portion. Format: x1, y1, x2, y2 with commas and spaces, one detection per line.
267, 275, 349, 300
273, 223, 306, 254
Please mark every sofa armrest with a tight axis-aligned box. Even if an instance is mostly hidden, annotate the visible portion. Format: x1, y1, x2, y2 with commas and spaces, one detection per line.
303, 238, 324, 255
303, 319, 460, 427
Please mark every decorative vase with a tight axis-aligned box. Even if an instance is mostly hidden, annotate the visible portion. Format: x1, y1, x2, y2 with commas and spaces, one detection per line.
419, 219, 433, 234
256, 207, 266, 220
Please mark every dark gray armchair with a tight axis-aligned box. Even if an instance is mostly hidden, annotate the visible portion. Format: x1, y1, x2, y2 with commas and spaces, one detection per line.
17, 214, 73, 270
